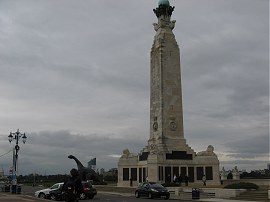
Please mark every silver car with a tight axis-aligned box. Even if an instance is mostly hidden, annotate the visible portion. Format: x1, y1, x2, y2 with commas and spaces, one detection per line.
35, 182, 64, 199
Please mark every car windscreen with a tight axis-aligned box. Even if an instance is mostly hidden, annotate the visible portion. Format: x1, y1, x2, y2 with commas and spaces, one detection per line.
150, 184, 164, 189
51, 184, 60, 189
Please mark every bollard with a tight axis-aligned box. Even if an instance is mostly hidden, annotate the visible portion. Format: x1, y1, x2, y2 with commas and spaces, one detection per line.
11, 185, 17, 194
192, 188, 200, 199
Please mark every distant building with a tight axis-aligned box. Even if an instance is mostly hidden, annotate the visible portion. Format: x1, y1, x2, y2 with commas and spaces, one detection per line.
220, 166, 240, 180
99, 168, 105, 175
87, 158, 96, 171
0, 168, 4, 177
251, 169, 267, 175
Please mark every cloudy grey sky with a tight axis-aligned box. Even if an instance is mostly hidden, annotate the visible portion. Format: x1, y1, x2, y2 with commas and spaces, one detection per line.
0, 0, 269, 175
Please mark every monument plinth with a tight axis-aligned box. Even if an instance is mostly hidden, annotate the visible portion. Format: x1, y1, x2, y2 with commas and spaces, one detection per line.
118, 0, 220, 186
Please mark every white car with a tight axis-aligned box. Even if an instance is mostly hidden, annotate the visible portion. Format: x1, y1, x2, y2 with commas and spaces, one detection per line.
35, 182, 64, 199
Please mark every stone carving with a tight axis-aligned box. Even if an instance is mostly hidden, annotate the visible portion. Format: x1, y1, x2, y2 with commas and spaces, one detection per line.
122, 148, 130, 155
153, 20, 176, 31
121, 148, 135, 158
153, 4, 175, 18
169, 20, 176, 30
233, 166, 238, 172
68, 155, 100, 182
197, 145, 216, 156
169, 121, 177, 131
149, 144, 158, 154
220, 167, 227, 180
169, 117, 177, 131
153, 23, 159, 31
153, 122, 158, 131
232, 166, 240, 180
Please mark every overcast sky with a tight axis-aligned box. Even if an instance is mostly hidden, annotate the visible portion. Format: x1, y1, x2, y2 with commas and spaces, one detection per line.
0, 0, 269, 176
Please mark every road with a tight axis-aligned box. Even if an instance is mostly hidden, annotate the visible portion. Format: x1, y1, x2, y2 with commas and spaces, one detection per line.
0, 186, 192, 202
0, 193, 187, 202
0, 193, 181, 202
1, 186, 255, 202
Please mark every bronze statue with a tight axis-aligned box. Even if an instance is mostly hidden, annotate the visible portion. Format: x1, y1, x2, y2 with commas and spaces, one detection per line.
68, 155, 100, 182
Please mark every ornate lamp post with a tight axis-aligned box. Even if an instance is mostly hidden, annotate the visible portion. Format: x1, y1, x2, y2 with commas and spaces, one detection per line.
8, 129, 27, 193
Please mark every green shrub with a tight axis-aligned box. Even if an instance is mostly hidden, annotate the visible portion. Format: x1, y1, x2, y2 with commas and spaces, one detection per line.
162, 182, 180, 187
93, 181, 107, 185
224, 182, 259, 190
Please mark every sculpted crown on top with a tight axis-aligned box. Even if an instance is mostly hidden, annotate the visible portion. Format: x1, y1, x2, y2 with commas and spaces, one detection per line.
153, 2, 176, 31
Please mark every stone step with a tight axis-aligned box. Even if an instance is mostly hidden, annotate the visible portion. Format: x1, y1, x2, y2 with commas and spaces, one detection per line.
171, 191, 215, 200
230, 190, 269, 201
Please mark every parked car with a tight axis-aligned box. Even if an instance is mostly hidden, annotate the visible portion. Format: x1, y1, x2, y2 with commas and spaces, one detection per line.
79, 181, 97, 200
49, 181, 97, 200
35, 182, 64, 199
48, 185, 65, 201
135, 182, 170, 200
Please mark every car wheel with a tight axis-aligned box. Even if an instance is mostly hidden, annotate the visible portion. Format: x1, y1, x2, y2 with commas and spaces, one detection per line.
38, 193, 45, 199
148, 192, 153, 199
165, 195, 170, 200
135, 191, 140, 198
50, 194, 57, 201
79, 192, 87, 200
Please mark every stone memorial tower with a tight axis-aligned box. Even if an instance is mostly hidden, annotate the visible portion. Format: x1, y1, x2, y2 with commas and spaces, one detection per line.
118, 0, 220, 186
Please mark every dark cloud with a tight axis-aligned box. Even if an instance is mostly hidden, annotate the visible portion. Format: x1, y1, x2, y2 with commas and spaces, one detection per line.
224, 134, 269, 158
0, 131, 147, 175
220, 159, 269, 171
0, 0, 268, 174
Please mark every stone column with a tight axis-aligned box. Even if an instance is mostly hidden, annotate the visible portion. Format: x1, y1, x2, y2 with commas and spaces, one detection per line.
232, 166, 240, 180
147, 154, 159, 182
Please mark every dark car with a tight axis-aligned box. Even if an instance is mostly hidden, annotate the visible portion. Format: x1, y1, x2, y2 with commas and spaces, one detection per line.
135, 182, 170, 200
49, 181, 97, 200
79, 181, 97, 200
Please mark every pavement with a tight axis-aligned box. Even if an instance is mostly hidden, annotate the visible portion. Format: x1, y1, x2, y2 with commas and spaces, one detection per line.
0, 192, 47, 202
198, 199, 261, 202
168, 192, 264, 202
0, 190, 264, 202
98, 191, 262, 202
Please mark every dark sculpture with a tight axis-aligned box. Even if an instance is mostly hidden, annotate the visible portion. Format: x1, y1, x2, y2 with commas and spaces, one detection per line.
68, 155, 100, 182
153, 4, 175, 18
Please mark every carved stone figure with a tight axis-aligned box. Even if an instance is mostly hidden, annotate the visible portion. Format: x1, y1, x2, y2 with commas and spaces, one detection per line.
68, 155, 100, 182
233, 166, 238, 172
122, 148, 130, 156
153, 4, 175, 18
232, 166, 240, 180
121, 148, 135, 158
197, 145, 216, 156
220, 167, 227, 180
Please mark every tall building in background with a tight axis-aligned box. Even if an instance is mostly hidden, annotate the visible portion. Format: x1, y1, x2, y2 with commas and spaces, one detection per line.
118, 0, 220, 186
0, 167, 4, 177
88, 158, 96, 172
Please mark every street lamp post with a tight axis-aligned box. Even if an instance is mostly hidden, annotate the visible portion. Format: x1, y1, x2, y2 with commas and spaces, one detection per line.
8, 129, 27, 193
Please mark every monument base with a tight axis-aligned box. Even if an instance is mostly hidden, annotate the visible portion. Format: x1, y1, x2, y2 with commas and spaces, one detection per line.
118, 145, 220, 187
